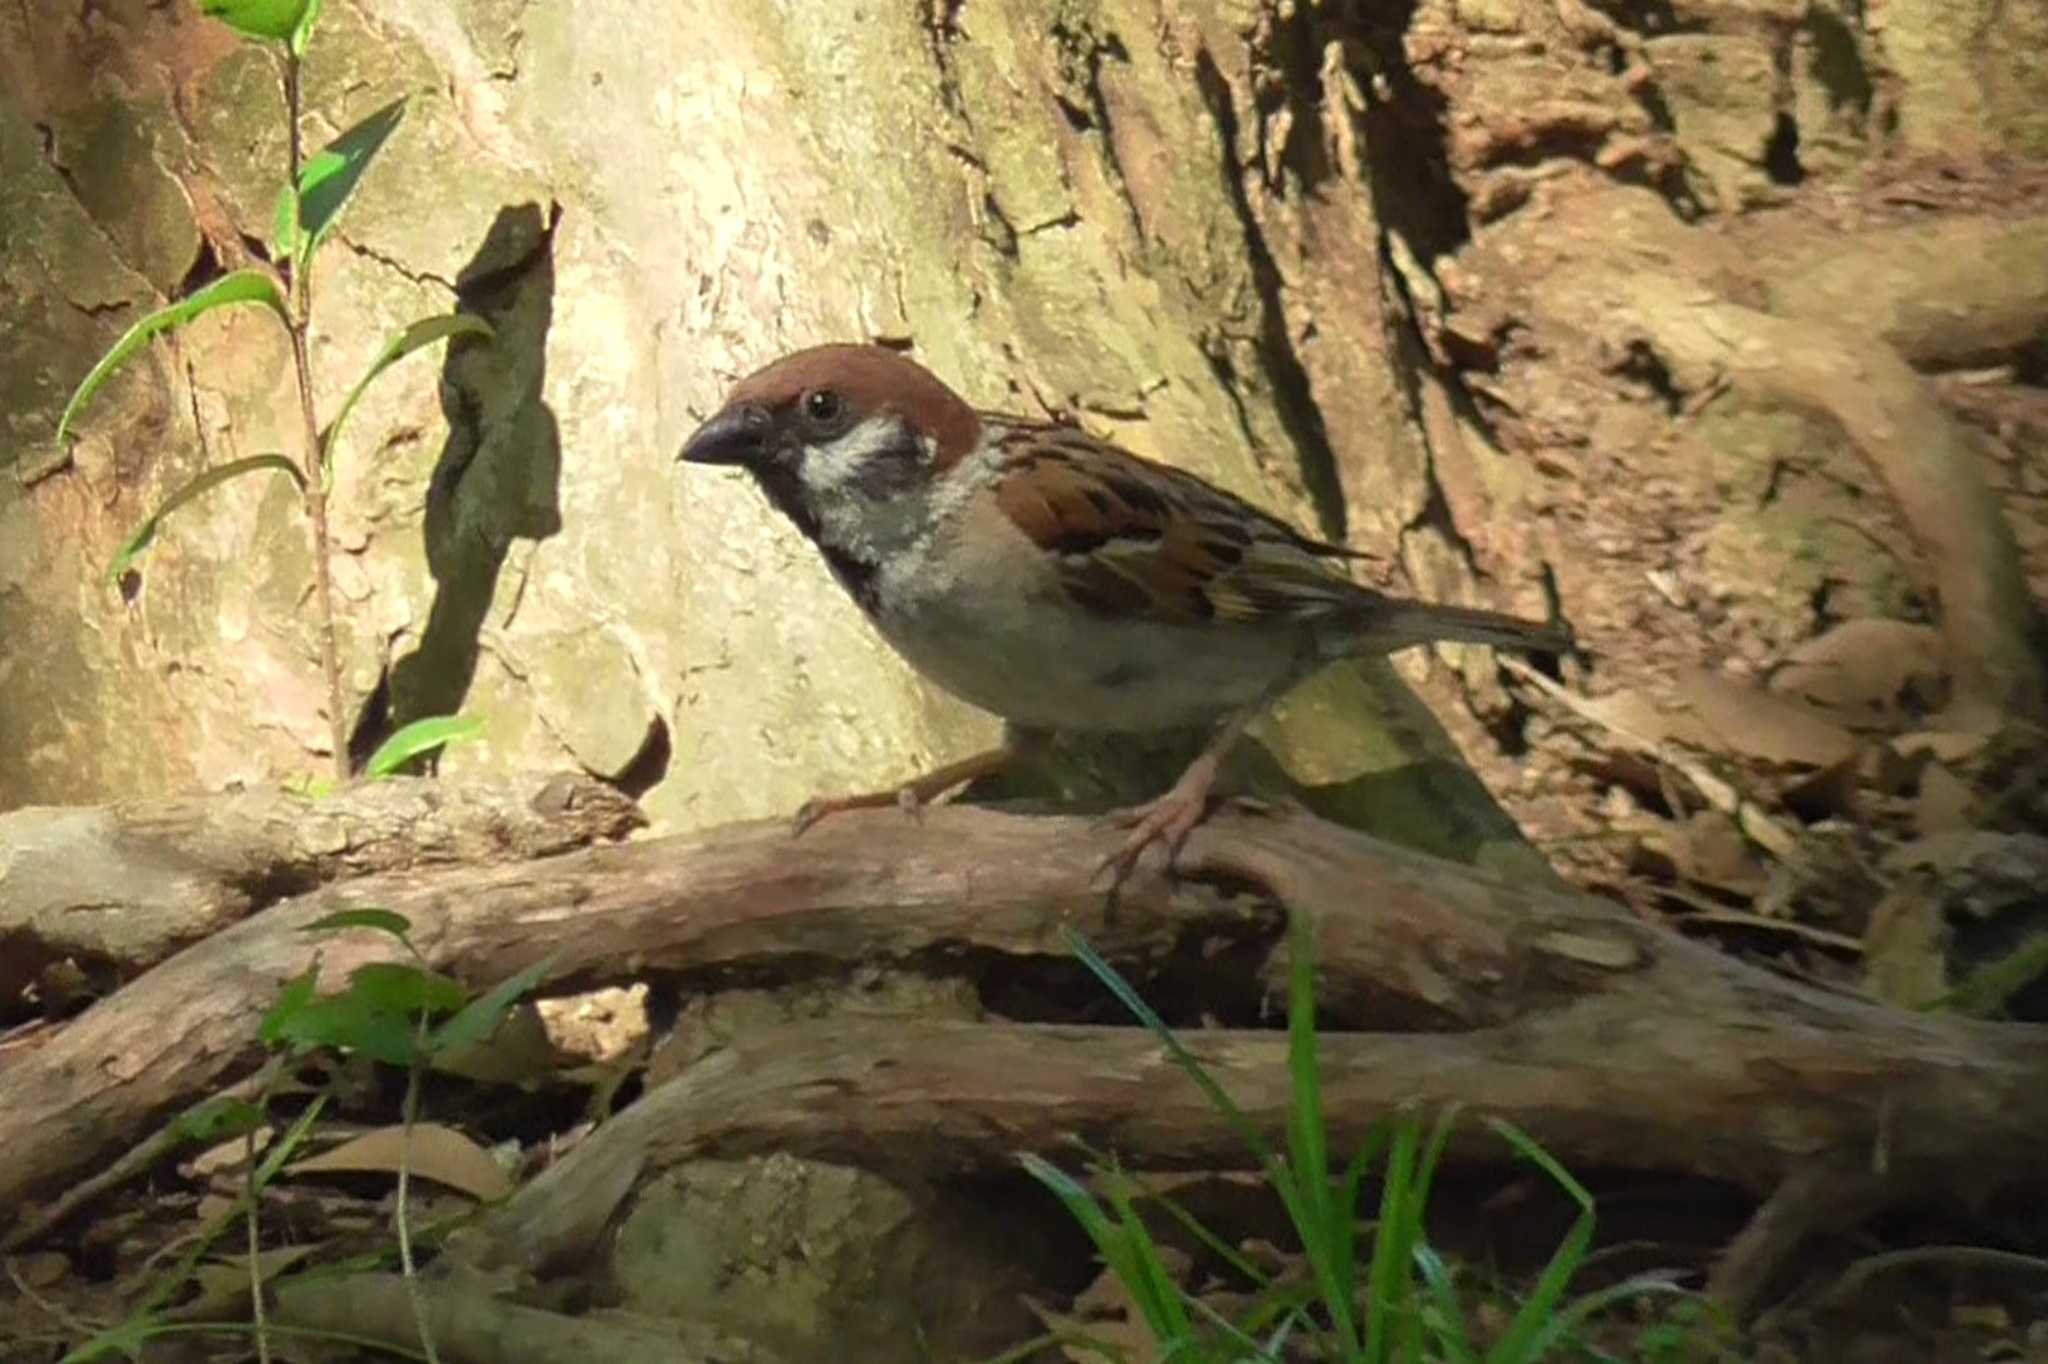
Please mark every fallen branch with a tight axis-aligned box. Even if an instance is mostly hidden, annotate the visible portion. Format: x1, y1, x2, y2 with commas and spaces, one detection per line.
4, 798, 2043, 1251
0, 772, 643, 1001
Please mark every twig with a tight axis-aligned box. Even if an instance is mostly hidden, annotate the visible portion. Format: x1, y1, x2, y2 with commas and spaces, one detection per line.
279, 49, 350, 780
1672, 908, 1863, 954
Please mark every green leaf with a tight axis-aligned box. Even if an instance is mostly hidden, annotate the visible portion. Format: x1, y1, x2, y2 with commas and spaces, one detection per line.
429, 954, 558, 1055
167, 1094, 267, 1145
259, 964, 322, 1047
296, 97, 407, 268
323, 313, 493, 483
266, 995, 421, 1065
57, 1310, 163, 1363
57, 270, 289, 450
105, 454, 305, 586
272, 183, 297, 258
288, 0, 324, 56
347, 961, 467, 1019
197, 0, 308, 40
301, 908, 416, 943
364, 712, 483, 779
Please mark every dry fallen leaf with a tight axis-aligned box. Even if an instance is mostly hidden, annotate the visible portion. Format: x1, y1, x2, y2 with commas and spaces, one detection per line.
1770, 619, 1947, 727
1893, 729, 1993, 766
169, 1246, 315, 1323
288, 1122, 513, 1202
1914, 763, 1976, 835
1665, 812, 1769, 896
1672, 668, 1860, 770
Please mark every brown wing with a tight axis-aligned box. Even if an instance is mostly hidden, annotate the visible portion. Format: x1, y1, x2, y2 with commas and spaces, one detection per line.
988, 423, 1376, 627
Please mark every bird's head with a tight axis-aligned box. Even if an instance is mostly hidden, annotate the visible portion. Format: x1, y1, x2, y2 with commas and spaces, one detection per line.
679, 344, 982, 517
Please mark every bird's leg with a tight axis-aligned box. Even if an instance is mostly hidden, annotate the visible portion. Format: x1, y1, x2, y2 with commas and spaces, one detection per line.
1097, 703, 1261, 884
792, 742, 1017, 836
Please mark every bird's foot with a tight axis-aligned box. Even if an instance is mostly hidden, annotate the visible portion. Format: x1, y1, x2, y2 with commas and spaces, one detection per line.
1094, 754, 1225, 887
791, 745, 1013, 837
792, 787, 914, 835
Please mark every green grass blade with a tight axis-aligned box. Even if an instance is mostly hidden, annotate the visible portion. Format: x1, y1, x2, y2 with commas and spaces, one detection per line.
1362, 1116, 1422, 1364
1277, 910, 1364, 1354
1128, 1177, 1272, 1289
57, 270, 289, 450
1234, 1283, 1320, 1343
1484, 1119, 1596, 1364
253, 1093, 329, 1188
106, 454, 304, 585
322, 313, 492, 485
1412, 1244, 1481, 1364
1102, 1180, 1195, 1342
1484, 1118, 1593, 1208
1408, 1105, 1462, 1240
296, 97, 407, 267
1338, 1123, 1391, 1222
1180, 1288, 1274, 1360
1022, 1155, 1186, 1348
363, 713, 482, 778
1527, 1276, 1695, 1360
1062, 927, 1274, 1166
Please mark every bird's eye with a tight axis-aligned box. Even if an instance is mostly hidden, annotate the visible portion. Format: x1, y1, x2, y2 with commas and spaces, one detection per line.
800, 388, 847, 430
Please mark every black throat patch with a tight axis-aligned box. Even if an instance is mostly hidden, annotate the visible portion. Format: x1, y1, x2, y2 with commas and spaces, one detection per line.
745, 454, 883, 612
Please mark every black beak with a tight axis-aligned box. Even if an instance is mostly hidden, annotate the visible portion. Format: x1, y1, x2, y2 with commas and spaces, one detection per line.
678, 402, 770, 466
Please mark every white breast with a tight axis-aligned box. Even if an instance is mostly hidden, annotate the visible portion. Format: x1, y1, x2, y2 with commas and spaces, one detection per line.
867, 480, 1301, 731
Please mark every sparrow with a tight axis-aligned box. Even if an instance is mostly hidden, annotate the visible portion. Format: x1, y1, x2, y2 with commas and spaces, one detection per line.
680, 343, 1567, 878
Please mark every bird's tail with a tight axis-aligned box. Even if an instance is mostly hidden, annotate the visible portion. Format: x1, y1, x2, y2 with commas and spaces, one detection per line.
1353, 598, 1572, 656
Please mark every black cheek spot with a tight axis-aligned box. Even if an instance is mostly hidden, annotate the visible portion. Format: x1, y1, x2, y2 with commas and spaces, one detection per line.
847, 446, 923, 500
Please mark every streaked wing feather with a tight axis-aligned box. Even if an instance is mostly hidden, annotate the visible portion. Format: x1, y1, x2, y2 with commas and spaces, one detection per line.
990, 423, 1370, 628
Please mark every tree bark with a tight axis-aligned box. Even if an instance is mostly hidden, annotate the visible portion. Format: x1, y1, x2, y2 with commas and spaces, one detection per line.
0, 772, 643, 1003
4, 794, 2042, 1252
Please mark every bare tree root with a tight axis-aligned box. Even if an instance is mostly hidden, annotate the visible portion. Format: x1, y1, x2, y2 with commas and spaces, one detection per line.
4, 796, 2045, 1296
1761, 213, 2048, 370
1607, 275, 2045, 722
0, 772, 643, 999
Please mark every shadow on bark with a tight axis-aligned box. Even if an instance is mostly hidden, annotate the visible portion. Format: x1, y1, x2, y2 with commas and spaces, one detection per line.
349, 200, 566, 770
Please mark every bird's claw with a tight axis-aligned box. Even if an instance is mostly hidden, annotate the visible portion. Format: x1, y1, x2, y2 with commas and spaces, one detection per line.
791, 785, 927, 838
1093, 788, 1216, 888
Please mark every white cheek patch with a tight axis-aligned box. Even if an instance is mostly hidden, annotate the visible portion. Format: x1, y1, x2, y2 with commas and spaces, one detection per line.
796, 416, 910, 500
801, 415, 941, 563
